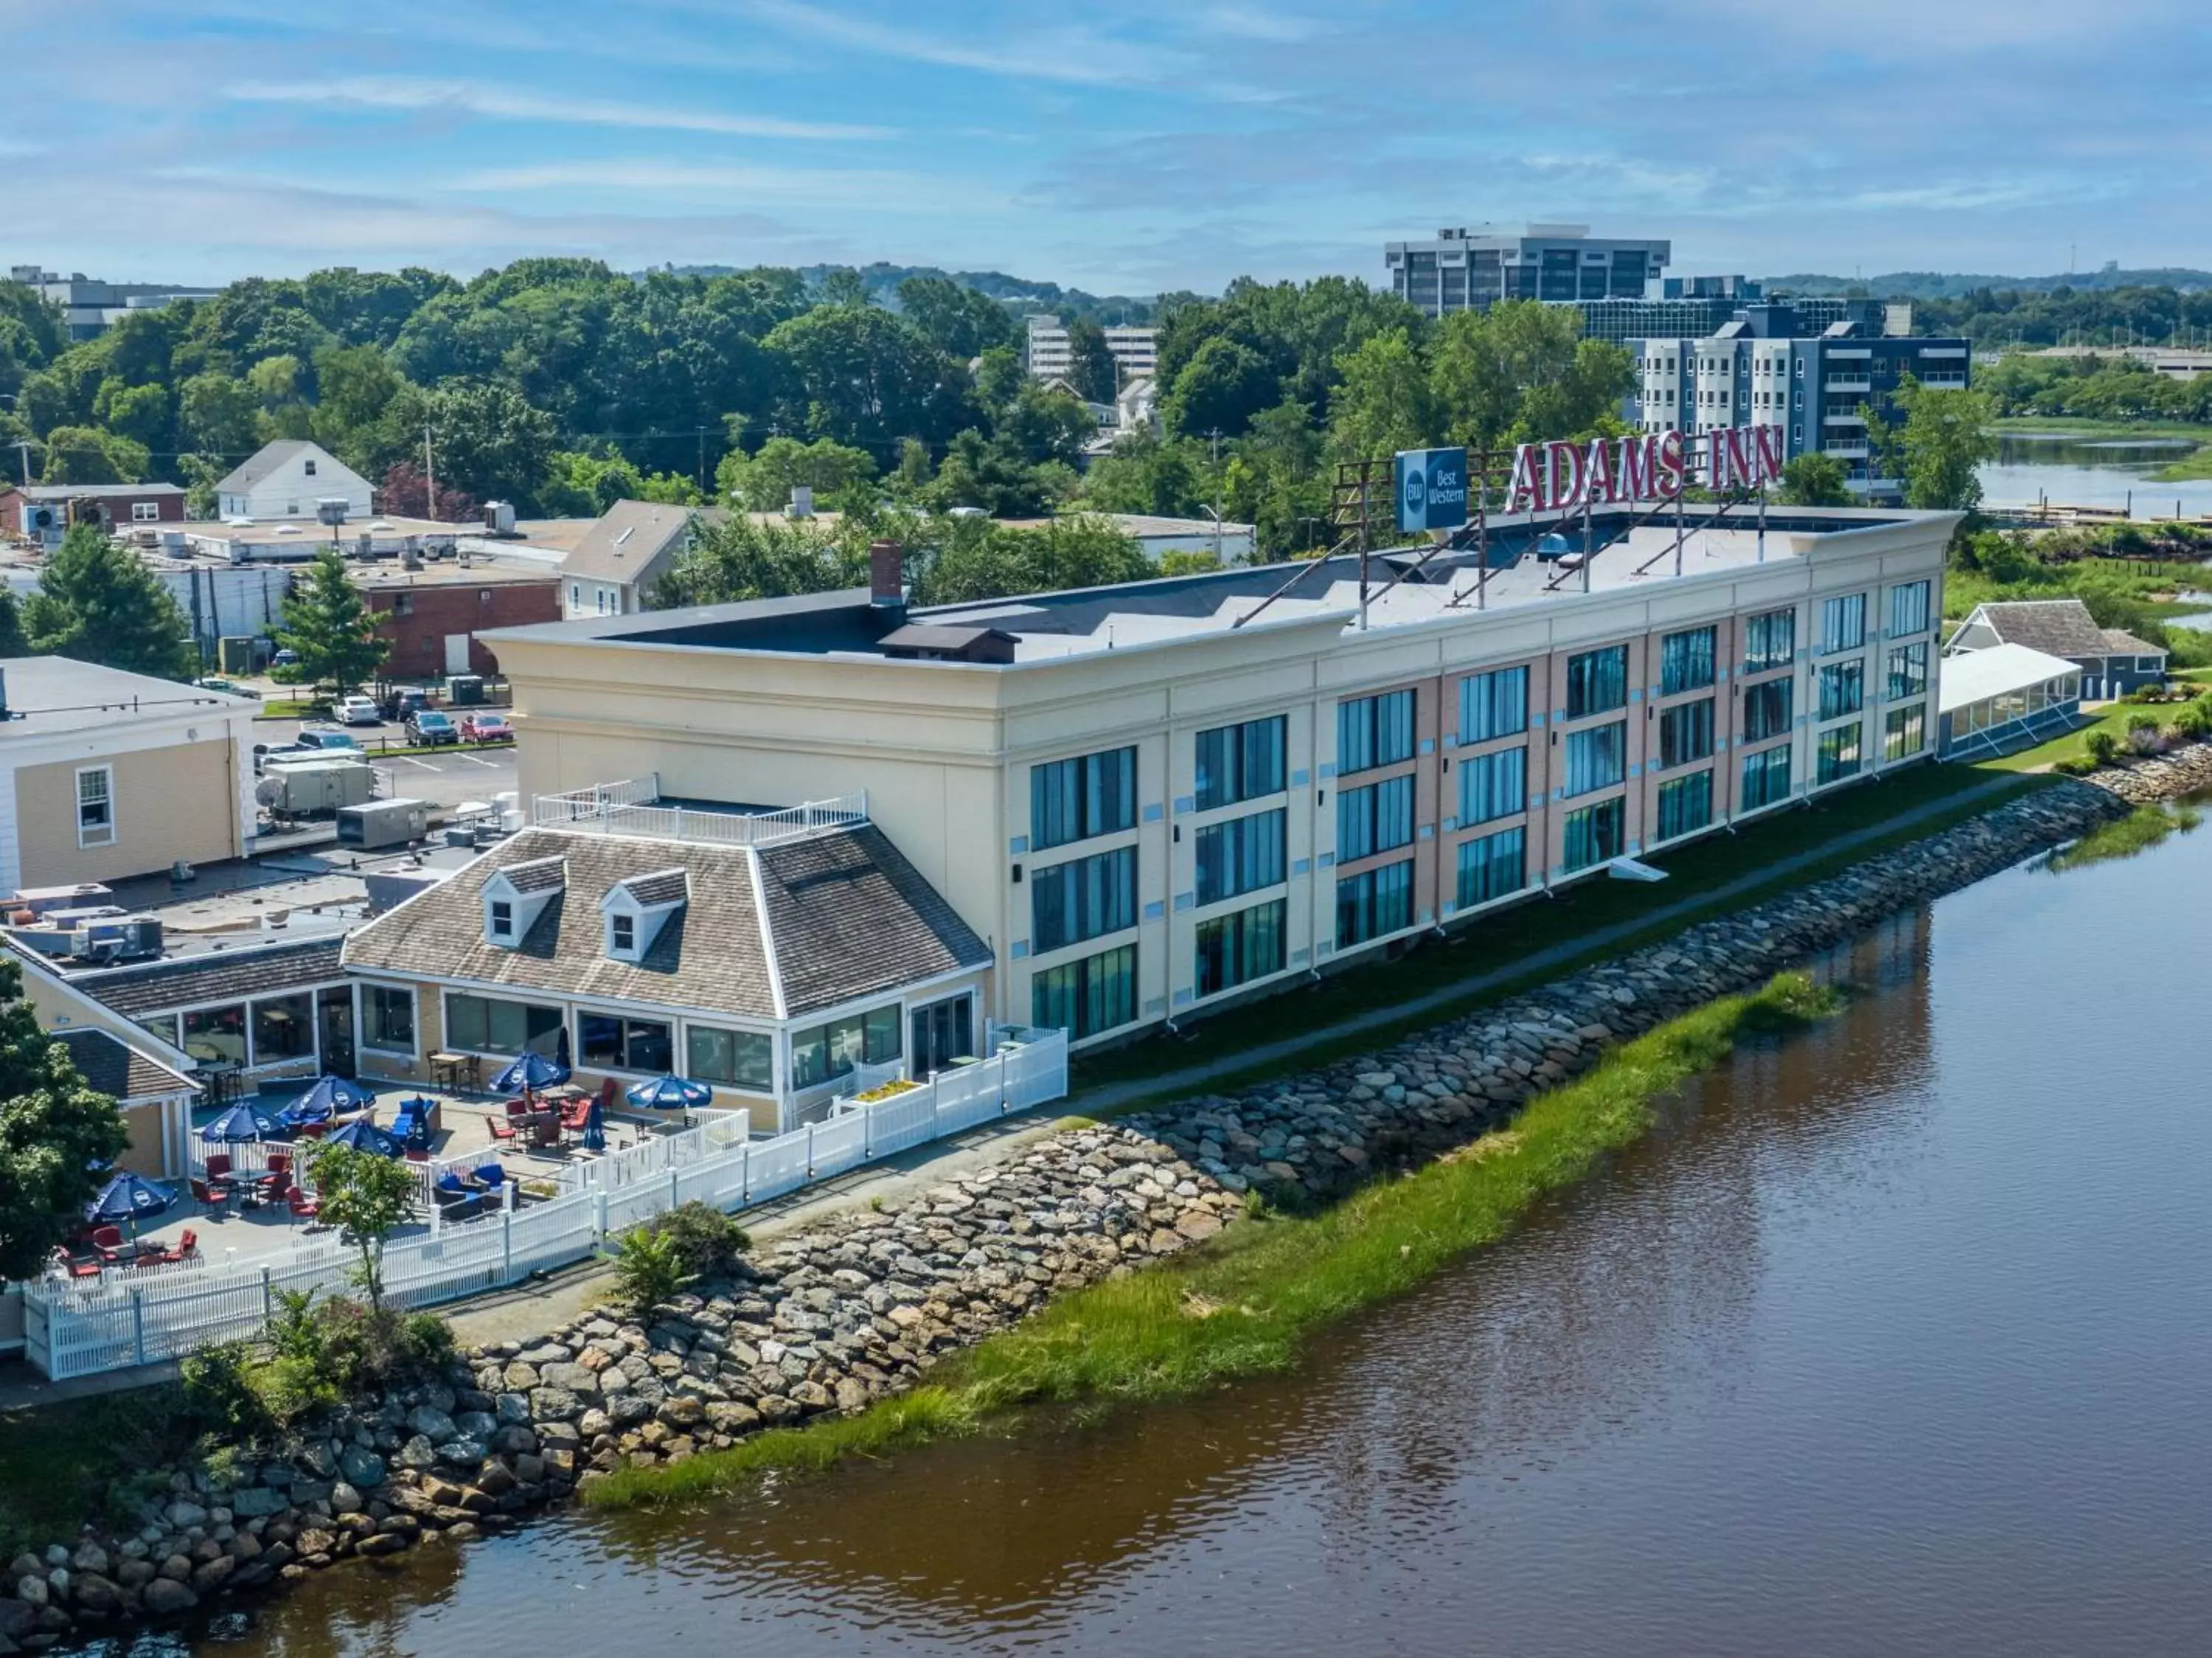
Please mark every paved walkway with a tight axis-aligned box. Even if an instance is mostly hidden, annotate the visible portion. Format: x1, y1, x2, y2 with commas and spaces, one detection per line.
2, 771, 2026, 1403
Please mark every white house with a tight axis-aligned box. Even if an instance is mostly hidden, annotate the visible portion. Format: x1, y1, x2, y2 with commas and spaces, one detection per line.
215, 441, 373, 522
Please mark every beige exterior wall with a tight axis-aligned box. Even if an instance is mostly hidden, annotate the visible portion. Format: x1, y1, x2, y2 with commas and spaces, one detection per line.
497, 516, 1947, 1049
13, 735, 245, 888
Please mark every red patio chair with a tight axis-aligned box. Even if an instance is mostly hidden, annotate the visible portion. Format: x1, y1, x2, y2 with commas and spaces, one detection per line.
191, 1176, 231, 1213
66, 1255, 103, 1280
90, 1225, 125, 1263
297, 1121, 328, 1140
288, 1189, 321, 1224
205, 1153, 233, 1180
265, 1151, 293, 1179
489, 1115, 518, 1144
165, 1229, 201, 1263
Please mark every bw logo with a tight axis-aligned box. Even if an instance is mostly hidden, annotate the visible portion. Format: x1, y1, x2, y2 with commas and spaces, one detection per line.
1404, 468, 1427, 516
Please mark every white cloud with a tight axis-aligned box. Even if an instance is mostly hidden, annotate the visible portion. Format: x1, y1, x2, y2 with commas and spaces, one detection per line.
448, 159, 1010, 212
736, 0, 1175, 87
221, 76, 888, 141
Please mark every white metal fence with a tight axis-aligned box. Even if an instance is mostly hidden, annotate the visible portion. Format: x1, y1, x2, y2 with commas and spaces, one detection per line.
21, 1031, 1070, 1381
531, 773, 867, 849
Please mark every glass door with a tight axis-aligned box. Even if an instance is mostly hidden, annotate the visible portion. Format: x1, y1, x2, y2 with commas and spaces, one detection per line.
316, 986, 356, 1078
909, 993, 974, 1077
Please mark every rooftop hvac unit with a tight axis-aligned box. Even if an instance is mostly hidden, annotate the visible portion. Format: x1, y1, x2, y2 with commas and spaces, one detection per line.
482, 501, 517, 535
338, 797, 429, 850
316, 497, 351, 527
788, 485, 814, 518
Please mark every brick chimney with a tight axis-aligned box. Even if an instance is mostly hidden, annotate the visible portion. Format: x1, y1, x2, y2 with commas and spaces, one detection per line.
869, 539, 905, 610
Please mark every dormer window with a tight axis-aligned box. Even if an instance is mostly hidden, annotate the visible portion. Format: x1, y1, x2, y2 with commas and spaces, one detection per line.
601, 867, 688, 962
481, 856, 566, 949
490, 900, 513, 940
611, 914, 635, 954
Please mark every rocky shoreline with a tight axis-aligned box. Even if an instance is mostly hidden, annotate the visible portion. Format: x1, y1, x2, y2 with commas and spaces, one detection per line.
0, 764, 2163, 1653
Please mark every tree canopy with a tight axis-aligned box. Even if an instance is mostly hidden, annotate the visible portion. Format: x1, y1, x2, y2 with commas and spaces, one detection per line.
276, 545, 391, 696
25, 523, 193, 678
0, 955, 128, 1281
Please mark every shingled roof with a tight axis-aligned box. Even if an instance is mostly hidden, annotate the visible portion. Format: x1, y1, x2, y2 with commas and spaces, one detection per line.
1966, 600, 2121, 659
343, 824, 989, 1022
54, 1028, 197, 1103
72, 937, 347, 1019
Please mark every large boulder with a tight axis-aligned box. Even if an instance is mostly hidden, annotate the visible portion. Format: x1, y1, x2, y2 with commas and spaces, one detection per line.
141, 1578, 198, 1617
338, 1446, 386, 1489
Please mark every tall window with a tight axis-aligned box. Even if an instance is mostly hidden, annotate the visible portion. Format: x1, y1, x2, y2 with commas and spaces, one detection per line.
1194, 715, 1286, 811
789, 1007, 900, 1090
1741, 745, 1792, 810
1336, 860, 1413, 948
1458, 666, 1528, 744
1819, 593, 1867, 656
1031, 746, 1137, 850
1658, 699, 1714, 769
76, 766, 114, 848
1337, 775, 1414, 862
1032, 944, 1138, 1039
686, 1025, 773, 1092
1562, 798, 1627, 873
1455, 827, 1525, 909
361, 986, 416, 1054
1743, 678, 1793, 742
1032, 846, 1138, 953
1655, 771, 1713, 842
1888, 642, 1929, 702
1818, 660, 1865, 721
1888, 579, 1931, 638
1742, 607, 1795, 671
1817, 722, 1863, 785
1885, 704, 1927, 760
1565, 646, 1629, 719
251, 993, 315, 1064
1458, 746, 1526, 826
1659, 627, 1717, 696
1337, 690, 1415, 776
1562, 722, 1627, 797
581, 1013, 675, 1074
445, 994, 563, 1057
1194, 809, 1285, 906
1195, 899, 1287, 996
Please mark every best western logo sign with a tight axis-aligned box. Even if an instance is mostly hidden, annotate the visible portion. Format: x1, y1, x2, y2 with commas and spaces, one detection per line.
1395, 446, 1470, 533
1506, 427, 1784, 514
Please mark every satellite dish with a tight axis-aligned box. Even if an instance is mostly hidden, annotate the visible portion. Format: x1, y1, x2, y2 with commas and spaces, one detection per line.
254, 777, 285, 808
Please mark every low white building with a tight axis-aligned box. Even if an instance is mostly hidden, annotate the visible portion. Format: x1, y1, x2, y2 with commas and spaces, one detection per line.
216, 441, 373, 521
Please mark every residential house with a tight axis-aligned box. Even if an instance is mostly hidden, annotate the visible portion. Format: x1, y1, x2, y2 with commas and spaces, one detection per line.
559, 500, 719, 619
341, 810, 993, 1131
2, 484, 187, 550
1944, 597, 2167, 700
215, 441, 373, 521
0, 658, 258, 892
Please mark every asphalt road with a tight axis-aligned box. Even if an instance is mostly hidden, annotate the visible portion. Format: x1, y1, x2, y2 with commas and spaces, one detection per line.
255, 715, 518, 809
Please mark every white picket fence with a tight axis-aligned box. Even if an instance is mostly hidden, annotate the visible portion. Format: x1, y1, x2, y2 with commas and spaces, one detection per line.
21, 1032, 1070, 1381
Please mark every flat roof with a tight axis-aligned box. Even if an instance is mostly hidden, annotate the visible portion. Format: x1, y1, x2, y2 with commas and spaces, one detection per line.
488, 502, 1948, 669
11, 483, 185, 501
1938, 643, 2083, 713
0, 656, 254, 738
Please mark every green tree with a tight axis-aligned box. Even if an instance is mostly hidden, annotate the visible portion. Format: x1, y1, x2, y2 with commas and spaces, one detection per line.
1865, 375, 1998, 512
612, 1224, 695, 1321
38, 424, 150, 485
896, 275, 1017, 358
310, 344, 406, 465
815, 267, 874, 309
0, 955, 128, 1280
651, 513, 866, 606
972, 345, 1025, 410
911, 514, 1152, 604
1429, 300, 1632, 454
1080, 432, 1210, 518
925, 429, 1066, 517
91, 380, 173, 453
378, 378, 560, 510
0, 589, 24, 656
306, 1142, 418, 1309
1327, 328, 1439, 465
179, 373, 265, 459
1777, 452, 1854, 507
276, 546, 389, 696
1063, 316, 1118, 403
1162, 338, 1279, 440
995, 381, 1098, 466
25, 523, 193, 677
715, 435, 878, 510
762, 305, 973, 457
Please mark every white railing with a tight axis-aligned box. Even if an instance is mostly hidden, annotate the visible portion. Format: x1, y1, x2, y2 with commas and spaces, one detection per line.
531, 774, 867, 848
24, 1031, 1071, 1381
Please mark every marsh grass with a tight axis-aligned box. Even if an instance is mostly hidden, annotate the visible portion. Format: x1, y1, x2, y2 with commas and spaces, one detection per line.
2050, 802, 2205, 870
585, 971, 1840, 1510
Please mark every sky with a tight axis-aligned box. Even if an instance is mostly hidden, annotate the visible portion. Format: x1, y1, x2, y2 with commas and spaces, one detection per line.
5, 0, 2211, 294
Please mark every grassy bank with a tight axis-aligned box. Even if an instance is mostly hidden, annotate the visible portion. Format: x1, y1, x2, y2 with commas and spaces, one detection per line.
0, 1390, 201, 1557
2051, 801, 2205, 870
1989, 416, 2212, 441
583, 971, 1840, 1510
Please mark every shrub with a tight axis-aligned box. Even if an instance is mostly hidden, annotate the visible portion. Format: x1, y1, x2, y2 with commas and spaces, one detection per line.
2085, 729, 2121, 766
181, 1342, 272, 1440
313, 1296, 453, 1392
650, 1201, 751, 1278
612, 1224, 694, 1321
2052, 755, 2097, 777
2126, 712, 2166, 754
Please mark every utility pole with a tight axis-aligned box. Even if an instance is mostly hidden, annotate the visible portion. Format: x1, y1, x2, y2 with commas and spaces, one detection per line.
423, 426, 437, 521
7, 439, 30, 488
1207, 429, 1224, 565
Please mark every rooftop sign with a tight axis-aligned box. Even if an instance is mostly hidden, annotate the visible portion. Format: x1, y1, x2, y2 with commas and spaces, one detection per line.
1394, 446, 1470, 533
1505, 426, 1784, 515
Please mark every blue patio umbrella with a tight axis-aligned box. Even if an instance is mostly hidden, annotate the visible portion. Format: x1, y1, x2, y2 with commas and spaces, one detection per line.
279, 1075, 375, 1127
321, 1117, 403, 1158
84, 1170, 178, 1235
625, 1075, 712, 1112
198, 1100, 282, 1144
490, 1051, 570, 1095
579, 1095, 606, 1153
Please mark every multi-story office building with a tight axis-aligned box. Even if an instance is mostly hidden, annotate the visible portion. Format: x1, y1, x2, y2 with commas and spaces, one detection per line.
1387, 224, 1672, 315
1632, 304, 1970, 499
488, 498, 1952, 1055
1023, 316, 1157, 384
7, 266, 220, 341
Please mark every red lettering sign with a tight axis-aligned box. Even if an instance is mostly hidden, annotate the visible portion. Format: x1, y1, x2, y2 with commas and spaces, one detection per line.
1503, 428, 1780, 512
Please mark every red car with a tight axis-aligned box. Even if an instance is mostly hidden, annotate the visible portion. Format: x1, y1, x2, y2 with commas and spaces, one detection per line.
460, 712, 514, 744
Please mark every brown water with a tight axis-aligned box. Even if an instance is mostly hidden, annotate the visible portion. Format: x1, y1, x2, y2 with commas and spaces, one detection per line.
172, 824, 2212, 1657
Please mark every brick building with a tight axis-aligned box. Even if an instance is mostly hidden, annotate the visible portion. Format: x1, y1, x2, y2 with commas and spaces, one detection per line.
357, 565, 561, 679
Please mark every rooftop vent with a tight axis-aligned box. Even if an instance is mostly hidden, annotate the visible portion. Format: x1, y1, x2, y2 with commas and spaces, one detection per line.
869, 539, 906, 612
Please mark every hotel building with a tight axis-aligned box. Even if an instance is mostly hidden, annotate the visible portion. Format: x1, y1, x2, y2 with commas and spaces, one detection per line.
484, 502, 1952, 1057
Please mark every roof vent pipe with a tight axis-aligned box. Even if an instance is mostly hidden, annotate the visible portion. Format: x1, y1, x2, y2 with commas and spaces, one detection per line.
869, 540, 906, 612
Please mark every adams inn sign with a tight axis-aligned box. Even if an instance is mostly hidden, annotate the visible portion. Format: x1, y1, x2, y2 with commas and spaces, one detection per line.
1396, 427, 1789, 533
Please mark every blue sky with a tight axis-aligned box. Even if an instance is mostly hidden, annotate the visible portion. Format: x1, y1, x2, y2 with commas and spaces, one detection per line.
7, 0, 2209, 293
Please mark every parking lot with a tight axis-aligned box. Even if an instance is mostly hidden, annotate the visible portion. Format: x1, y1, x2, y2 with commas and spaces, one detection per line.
256, 715, 518, 810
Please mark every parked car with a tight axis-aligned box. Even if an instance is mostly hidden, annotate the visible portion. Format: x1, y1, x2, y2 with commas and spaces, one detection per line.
406, 710, 459, 746
252, 741, 312, 775
296, 726, 363, 752
461, 712, 513, 743
271, 648, 301, 669
336, 694, 381, 726
379, 686, 434, 721
192, 677, 260, 701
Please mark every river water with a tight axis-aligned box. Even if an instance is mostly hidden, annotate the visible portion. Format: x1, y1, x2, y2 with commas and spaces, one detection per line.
170, 817, 2212, 1658
1979, 431, 2212, 518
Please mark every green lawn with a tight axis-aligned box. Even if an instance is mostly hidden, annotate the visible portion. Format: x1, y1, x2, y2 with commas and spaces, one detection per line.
1068, 762, 2042, 1105
1973, 702, 2160, 774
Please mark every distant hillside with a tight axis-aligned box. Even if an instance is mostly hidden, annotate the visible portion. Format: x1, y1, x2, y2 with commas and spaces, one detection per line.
1771, 268, 2212, 299
652, 261, 1178, 322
